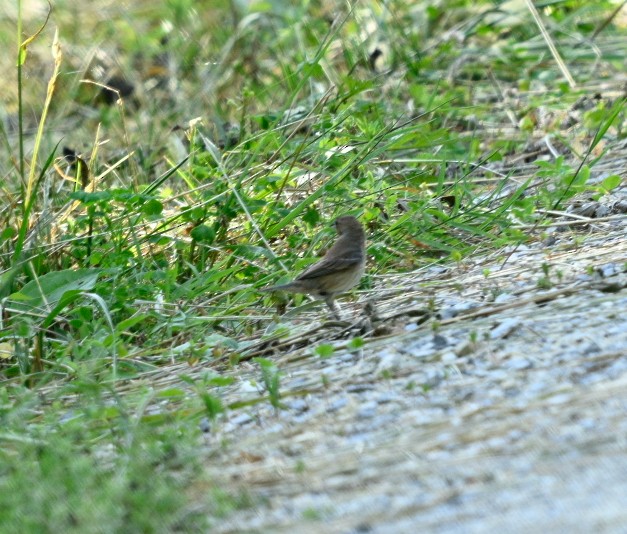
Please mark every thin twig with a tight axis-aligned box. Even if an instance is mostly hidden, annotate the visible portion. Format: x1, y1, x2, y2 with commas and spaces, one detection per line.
524, 0, 576, 88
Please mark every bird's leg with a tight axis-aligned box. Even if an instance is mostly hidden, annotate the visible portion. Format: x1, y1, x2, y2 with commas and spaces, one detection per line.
325, 297, 342, 320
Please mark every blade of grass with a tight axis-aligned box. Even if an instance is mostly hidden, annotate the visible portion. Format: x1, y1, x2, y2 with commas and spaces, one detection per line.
25, 27, 62, 201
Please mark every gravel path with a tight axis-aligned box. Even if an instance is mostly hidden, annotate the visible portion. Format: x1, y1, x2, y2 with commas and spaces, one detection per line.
192, 202, 627, 532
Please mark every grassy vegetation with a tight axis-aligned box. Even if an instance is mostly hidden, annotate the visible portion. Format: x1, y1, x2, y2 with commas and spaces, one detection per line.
0, 0, 625, 530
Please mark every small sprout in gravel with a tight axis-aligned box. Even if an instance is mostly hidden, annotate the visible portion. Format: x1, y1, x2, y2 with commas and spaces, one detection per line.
315, 344, 335, 359
302, 508, 324, 521
294, 460, 306, 474
348, 337, 365, 349
254, 357, 283, 411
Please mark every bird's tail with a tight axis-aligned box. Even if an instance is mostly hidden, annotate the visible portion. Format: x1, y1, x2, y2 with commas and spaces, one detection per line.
259, 282, 296, 292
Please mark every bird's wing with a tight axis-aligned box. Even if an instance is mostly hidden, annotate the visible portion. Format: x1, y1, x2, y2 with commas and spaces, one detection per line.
296, 255, 362, 280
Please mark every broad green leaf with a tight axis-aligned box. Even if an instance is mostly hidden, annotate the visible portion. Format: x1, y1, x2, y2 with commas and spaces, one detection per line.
600, 175, 621, 192
7, 269, 101, 313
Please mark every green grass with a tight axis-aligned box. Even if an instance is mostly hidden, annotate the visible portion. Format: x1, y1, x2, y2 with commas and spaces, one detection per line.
0, 0, 625, 529
0, 380, 242, 532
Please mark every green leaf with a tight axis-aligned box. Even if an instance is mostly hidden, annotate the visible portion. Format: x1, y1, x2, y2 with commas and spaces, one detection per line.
302, 208, 321, 226
563, 165, 590, 188
600, 174, 621, 192
206, 376, 235, 387
301, 61, 323, 78
0, 227, 16, 242
156, 388, 186, 398
142, 199, 163, 216
253, 357, 274, 370
190, 224, 215, 243
115, 314, 151, 332
200, 392, 224, 419
315, 344, 335, 358
450, 250, 463, 262
590, 98, 626, 154
348, 337, 364, 349
250, 1, 272, 13
8, 269, 101, 312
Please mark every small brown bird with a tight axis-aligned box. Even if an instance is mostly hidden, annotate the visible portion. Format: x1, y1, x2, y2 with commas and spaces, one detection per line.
262, 215, 366, 319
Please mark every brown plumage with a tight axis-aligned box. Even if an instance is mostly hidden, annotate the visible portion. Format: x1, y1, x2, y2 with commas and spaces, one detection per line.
262, 215, 366, 319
